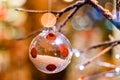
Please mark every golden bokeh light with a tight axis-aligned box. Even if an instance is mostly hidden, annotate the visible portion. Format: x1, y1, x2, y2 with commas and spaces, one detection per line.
63, 0, 74, 3
105, 2, 113, 12
41, 13, 57, 27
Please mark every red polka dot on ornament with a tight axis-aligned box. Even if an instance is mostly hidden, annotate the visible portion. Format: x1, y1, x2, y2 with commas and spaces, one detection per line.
46, 32, 56, 40
30, 47, 37, 58
46, 64, 57, 71
58, 44, 69, 58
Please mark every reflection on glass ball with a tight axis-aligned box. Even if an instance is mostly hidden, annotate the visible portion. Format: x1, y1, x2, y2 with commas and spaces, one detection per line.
29, 28, 72, 74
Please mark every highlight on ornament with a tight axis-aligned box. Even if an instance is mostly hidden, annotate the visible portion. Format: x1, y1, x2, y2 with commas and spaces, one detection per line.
29, 27, 73, 74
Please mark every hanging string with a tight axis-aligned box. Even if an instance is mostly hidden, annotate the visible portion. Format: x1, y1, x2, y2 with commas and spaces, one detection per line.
46, 0, 57, 28
48, 0, 52, 27
48, 0, 52, 12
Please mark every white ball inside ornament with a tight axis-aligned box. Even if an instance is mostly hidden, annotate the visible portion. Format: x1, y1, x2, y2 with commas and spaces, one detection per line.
29, 28, 73, 74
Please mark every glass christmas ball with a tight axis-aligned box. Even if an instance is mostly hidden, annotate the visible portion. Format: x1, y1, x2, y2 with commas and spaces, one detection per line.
29, 28, 72, 74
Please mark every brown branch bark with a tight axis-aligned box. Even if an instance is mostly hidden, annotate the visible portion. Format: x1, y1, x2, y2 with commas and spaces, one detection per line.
87, 0, 113, 19
15, 0, 120, 40
98, 61, 117, 68
87, 40, 120, 50
16, 0, 120, 30
83, 43, 118, 66
15, 29, 43, 40
15, 8, 61, 14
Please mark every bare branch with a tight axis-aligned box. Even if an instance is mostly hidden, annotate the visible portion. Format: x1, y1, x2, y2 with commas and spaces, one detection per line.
83, 43, 118, 66
87, 0, 120, 30
15, 29, 43, 40
98, 61, 117, 68
56, 0, 86, 18
109, 34, 120, 50
16, 1, 86, 28
57, 7, 79, 31
57, 1, 86, 30
15, 8, 61, 14
87, 0, 113, 19
85, 70, 119, 80
56, 0, 120, 30
16, 0, 120, 30
87, 40, 120, 50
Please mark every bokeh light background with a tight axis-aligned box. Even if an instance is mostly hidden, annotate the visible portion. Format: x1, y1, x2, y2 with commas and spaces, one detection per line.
0, 0, 120, 80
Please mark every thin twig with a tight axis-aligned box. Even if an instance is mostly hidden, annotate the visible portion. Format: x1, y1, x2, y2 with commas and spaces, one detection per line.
57, 1, 86, 30
87, 0, 120, 29
85, 70, 119, 80
15, 29, 43, 40
98, 61, 117, 68
56, 0, 86, 19
83, 43, 118, 66
16, 1, 85, 19
87, 0, 113, 19
16, 0, 120, 30
57, 7, 79, 31
87, 40, 120, 50
109, 34, 120, 50
16, 8, 61, 14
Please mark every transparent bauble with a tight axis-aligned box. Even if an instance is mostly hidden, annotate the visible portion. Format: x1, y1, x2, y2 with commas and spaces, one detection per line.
29, 27, 73, 74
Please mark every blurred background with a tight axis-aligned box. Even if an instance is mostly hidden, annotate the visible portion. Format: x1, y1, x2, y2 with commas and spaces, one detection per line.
0, 0, 120, 80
